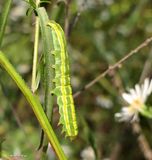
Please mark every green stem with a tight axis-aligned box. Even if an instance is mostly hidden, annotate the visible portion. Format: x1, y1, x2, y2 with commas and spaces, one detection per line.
36, 7, 55, 120
0, 0, 12, 47
0, 51, 67, 160
31, 0, 40, 92
36, 7, 55, 152
31, 16, 40, 92
140, 105, 152, 119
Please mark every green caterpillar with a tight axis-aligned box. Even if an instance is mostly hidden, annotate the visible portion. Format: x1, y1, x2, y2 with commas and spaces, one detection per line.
47, 20, 78, 138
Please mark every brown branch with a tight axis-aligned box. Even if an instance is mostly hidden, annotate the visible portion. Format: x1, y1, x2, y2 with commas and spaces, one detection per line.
110, 142, 122, 160
73, 36, 152, 99
132, 122, 152, 160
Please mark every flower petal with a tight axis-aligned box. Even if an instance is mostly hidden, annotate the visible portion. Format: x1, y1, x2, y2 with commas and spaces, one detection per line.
129, 89, 138, 100
122, 93, 133, 104
135, 84, 142, 100
142, 78, 149, 102
147, 79, 152, 95
115, 106, 137, 122
116, 78, 152, 123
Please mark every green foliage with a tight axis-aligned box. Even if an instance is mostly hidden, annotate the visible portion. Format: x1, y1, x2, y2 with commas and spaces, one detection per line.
140, 105, 152, 118
0, 0, 12, 47
1, 0, 152, 159
36, 7, 54, 118
0, 51, 67, 160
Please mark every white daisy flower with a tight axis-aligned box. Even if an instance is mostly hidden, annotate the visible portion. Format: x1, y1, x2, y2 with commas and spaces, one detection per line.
81, 146, 95, 160
115, 78, 152, 122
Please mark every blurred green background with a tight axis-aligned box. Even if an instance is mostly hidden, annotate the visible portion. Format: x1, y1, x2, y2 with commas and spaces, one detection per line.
1, 0, 152, 159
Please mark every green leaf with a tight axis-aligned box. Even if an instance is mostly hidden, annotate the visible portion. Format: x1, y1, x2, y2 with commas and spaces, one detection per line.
36, 7, 55, 120
32, 55, 44, 92
0, 0, 12, 48
29, 0, 37, 9
40, 0, 52, 5
26, 7, 34, 16
33, 66, 41, 92
36, 7, 55, 150
24, 0, 36, 9
140, 105, 152, 118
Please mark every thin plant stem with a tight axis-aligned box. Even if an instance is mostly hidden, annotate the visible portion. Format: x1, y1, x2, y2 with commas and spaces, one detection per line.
0, 0, 12, 48
73, 37, 152, 98
31, 0, 40, 92
132, 122, 152, 160
64, 0, 71, 38
31, 17, 40, 92
36, 7, 55, 155
0, 51, 67, 160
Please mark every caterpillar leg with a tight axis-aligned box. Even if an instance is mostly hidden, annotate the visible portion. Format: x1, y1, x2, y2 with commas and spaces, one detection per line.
51, 50, 60, 56
51, 90, 54, 96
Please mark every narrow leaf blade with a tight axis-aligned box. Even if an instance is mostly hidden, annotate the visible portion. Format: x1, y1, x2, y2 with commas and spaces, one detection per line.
0, 0, 12, 47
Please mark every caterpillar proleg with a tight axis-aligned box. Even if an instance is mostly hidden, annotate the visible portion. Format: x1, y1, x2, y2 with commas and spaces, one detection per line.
47, 21, 78, 138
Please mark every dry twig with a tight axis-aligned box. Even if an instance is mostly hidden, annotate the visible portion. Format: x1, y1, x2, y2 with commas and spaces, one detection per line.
73, 37, 152, 98
132, 122, 152, 160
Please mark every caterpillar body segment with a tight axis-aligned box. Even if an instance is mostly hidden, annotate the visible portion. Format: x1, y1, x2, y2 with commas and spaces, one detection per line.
53, 76, 71, 86
47, 20, 78, 138
53, 86, 72, 95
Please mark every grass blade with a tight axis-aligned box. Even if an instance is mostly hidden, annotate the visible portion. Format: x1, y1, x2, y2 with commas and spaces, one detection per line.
0, 51, 67, 160
0, 0, 12, 47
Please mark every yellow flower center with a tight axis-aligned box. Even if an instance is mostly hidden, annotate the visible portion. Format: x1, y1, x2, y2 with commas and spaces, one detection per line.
129, 98, 143, 113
